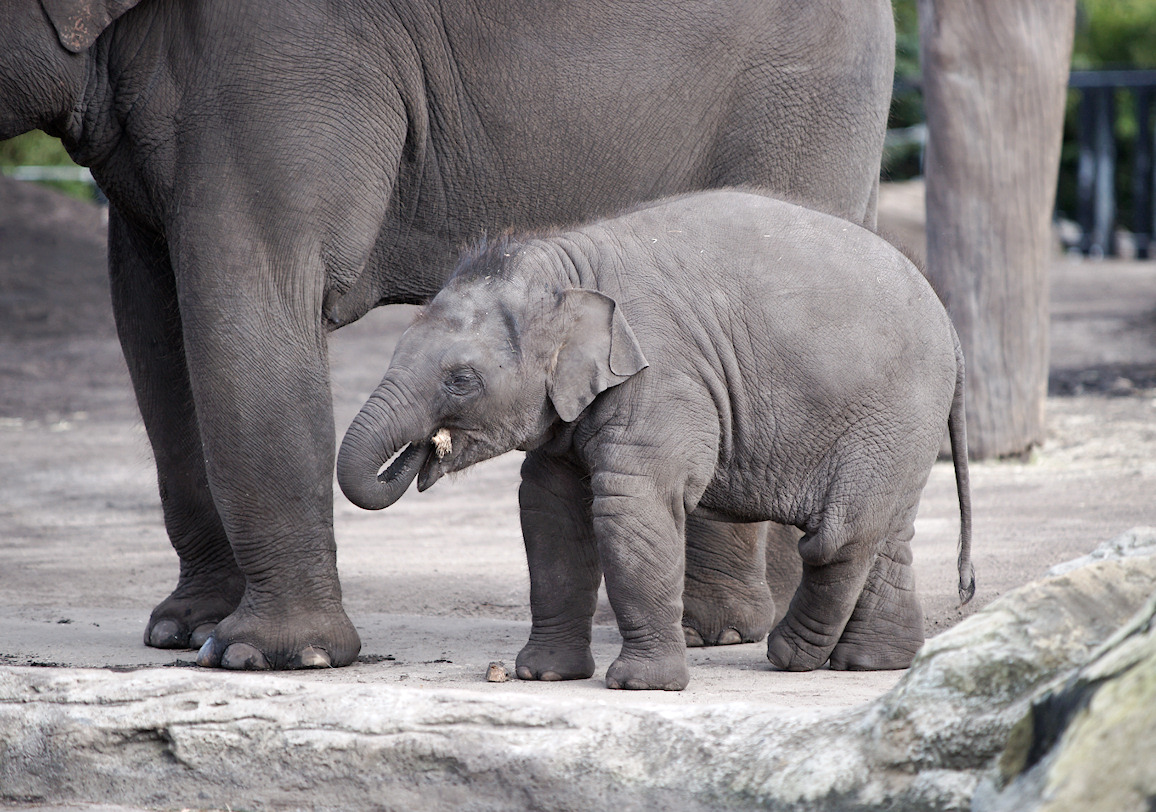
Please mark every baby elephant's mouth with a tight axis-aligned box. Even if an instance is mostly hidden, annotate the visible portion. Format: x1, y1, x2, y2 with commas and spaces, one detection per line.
431, 428, 452, 459
417, 428, 452, 492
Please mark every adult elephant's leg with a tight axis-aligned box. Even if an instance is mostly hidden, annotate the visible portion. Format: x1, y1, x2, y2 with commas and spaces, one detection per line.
108, 212, 245, 650
516, 452, 600, 681
764, 522, 805, 626
175, 227, 360, 671
682, 517, 776, 646
682, 2, 892, 643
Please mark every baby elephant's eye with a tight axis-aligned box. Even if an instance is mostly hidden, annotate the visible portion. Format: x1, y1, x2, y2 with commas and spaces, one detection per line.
444, 367, 483, 397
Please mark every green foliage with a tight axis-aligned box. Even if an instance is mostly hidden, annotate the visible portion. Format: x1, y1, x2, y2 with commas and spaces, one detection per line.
0, 130, 76, 167
0, 130, 96, 200
892, 0, 920, 84
889, 0, 1155, 224
885, 0, 924, 179
1073, 0, 1156, 70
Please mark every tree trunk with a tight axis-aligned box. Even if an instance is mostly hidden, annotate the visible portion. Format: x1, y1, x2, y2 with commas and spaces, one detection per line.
918, 0, 1077, 459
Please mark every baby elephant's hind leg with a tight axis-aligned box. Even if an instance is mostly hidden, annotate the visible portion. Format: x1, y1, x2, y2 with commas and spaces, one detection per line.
765, 518, 878, 672
829, 516, 924, 671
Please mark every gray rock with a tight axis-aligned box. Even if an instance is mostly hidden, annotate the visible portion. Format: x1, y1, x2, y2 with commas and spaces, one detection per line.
844, 551, 1156, 808
1046, 526, 1156, 576
974, 590, 1156, 812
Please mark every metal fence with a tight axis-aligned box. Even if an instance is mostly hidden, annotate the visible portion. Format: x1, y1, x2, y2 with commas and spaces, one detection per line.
1069, 69, 1156, 259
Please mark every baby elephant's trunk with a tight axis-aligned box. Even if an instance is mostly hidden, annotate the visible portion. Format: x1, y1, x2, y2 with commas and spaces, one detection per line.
337, 385, 432, 511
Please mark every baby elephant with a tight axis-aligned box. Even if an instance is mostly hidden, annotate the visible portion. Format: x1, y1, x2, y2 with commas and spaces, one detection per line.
338, 189, 974, 690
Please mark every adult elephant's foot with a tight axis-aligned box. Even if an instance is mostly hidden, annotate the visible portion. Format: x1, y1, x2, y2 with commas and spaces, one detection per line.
681, 588, 773, 647
144, 570, 246, 650
195, 601, 361, 670
828, 548, 924, 671
515, 641, 595, 681
605, 651, 689, 691
682, 517, 781, 647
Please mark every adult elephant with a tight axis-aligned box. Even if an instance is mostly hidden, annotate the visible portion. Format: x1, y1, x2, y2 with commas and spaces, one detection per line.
0, 0, 894, 669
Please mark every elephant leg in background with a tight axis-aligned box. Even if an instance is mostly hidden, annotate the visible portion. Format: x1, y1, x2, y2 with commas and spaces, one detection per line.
682, 5, 891, 642
765, 522, 805, 627
682, 520, 804, 646
683, 517, 779, 647
515, 452, 600, 682
107, 212, 246, 650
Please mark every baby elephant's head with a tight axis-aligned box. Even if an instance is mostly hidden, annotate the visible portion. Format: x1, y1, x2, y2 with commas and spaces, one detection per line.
337, 242, 648, 511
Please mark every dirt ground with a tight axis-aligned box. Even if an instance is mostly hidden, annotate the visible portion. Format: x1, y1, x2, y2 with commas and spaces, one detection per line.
1, 176, 1155, 712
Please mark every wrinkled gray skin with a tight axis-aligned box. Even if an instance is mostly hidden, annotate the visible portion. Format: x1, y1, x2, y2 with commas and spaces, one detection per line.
0, 0, 894, 669
339, 191, 975, 689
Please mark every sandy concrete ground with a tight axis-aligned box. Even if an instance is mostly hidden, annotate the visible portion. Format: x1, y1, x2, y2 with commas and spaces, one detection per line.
2, 177, 1155, 718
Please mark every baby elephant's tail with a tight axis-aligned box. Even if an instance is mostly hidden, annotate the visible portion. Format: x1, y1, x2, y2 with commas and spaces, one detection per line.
949, 329, 976, 604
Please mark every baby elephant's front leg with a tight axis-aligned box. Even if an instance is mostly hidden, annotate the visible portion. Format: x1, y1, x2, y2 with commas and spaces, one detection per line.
591, 470, 689, 691
516, 453, 600, 681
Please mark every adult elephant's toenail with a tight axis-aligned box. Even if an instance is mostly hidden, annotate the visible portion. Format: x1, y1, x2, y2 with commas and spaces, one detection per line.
190, 623, 216, 649
220, 642, 271, 670
295, 646, 331, 668
147, 619, 182, 648
717, 628, 742, 645
683, 626, 706, 647
196, 637, 219, 667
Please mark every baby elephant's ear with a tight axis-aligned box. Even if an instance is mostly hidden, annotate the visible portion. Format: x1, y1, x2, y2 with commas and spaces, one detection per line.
547, 289, 648, 423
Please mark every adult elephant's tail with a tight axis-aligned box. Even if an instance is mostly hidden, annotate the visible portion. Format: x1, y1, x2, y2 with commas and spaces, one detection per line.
949, 328, 976, 604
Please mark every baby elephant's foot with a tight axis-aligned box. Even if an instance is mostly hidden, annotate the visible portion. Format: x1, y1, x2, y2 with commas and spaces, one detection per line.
605, 651, 689, 690
828, 628, 922, 671
515, 642, 595, 682
828, 562, 924, 671
765, 623, 837, 672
